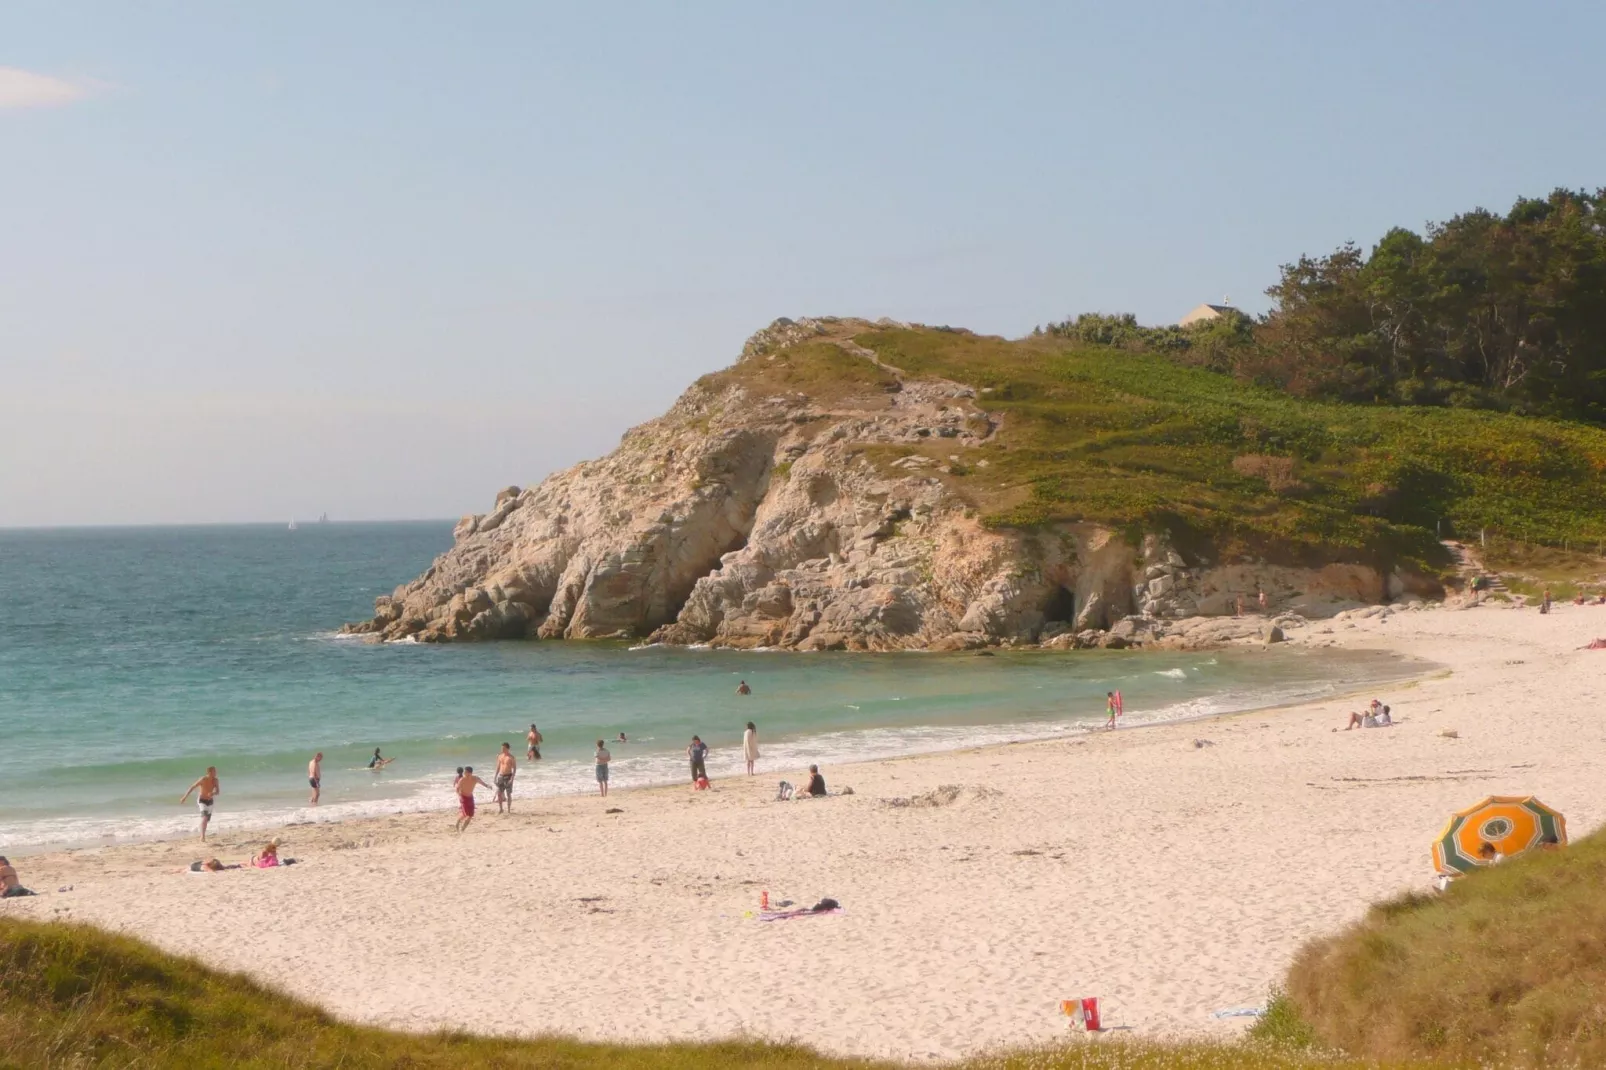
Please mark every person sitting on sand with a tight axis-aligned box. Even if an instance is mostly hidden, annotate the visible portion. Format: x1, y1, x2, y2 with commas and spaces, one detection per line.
802, 764, 827, 797
1345, 711, 1365, 730
1540, 835, 1562, 851
252, 839, 281, 868
1478, 842, 1503, 864
0, 856, 37, 898
1377, 705, 1393, 726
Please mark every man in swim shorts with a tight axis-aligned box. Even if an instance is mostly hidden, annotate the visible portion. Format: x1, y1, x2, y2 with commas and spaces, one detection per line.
494, 742, 517, 814
455, 765, 489, 832
526, 723, 542, 761
308, 752, 323, 805
179, 766, 221, 842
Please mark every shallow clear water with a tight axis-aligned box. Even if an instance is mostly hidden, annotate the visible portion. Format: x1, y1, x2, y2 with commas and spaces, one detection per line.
0, 522, 1424, 850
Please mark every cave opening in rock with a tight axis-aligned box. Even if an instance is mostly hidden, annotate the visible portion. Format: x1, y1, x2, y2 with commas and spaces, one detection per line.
1043, 584, 1076, 626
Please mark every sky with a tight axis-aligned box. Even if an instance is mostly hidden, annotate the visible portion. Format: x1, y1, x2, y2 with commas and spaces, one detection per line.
3, 2, 1603, 527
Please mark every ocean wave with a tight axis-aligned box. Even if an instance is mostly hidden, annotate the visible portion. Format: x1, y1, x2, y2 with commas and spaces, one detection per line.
1154, 668, 1188, 678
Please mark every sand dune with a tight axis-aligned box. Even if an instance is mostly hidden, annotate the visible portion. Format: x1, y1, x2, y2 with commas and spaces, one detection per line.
8, 603, 1604, 1061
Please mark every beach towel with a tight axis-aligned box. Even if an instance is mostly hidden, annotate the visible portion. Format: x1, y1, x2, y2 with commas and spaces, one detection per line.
1212, 1007, 1264, 1019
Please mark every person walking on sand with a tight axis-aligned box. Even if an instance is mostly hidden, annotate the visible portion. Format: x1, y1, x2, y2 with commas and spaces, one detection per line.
1258, 587, 1267, 612
743, 721, 760, 775
179, 766, 221, 842
1105, 691, 1119, 729
308, 752, 323, 806
455, 765, 490, 832
494, 742, 517, 814
736, 680, 751, 696
688, 735, 709, 783
595, 739, 611, 797
526, 723, 543, 761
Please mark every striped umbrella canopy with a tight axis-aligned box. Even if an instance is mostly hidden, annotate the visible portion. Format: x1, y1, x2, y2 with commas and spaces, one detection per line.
1432, 795, 1567, 875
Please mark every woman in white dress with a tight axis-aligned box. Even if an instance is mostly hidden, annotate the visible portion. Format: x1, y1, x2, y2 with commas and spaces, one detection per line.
742, 721, 759, 775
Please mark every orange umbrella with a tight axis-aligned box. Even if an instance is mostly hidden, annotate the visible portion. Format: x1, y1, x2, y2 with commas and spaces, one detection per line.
1431, 795, 1566, 875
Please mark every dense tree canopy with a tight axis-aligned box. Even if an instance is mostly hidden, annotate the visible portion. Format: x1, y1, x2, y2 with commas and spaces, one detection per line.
1045, 188, 1606, 423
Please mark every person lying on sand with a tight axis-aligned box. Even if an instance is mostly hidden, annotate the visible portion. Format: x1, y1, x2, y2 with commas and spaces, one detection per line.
0, 856, 37, 897
188, 858, 242, 872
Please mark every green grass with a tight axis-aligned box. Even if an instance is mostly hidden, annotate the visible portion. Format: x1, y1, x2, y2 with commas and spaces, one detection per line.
1282, 828, 1606, 1067
730, 326, 1606, 576
0, 916, 1460, 1070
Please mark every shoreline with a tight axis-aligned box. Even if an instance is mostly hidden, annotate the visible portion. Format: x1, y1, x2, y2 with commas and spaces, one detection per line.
5, 601, 1602, 1061
5, 642, 1428, 857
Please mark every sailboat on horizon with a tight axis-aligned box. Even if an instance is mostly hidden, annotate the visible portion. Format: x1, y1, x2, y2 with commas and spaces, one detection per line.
288, 518, 299, 531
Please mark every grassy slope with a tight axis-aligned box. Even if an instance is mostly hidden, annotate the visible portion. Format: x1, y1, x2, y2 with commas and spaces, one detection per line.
0, 916, 1458, 1070
1283, 828, 1606, 1067
726, 327, 1606, 574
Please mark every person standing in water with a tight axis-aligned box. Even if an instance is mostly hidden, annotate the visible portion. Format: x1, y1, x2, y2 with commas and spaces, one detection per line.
594, 739, 611, 797
307, 752, 323, 806
1098, 687, 1124, 729
454, 765, 490, 832
687, 735, 709, 783
494, 742, 517, 814
368, 747, 394, 770
736, 680, 751, 696
743, 721, 759, 775
179, 766, 221, 842
526, 723, 543, 761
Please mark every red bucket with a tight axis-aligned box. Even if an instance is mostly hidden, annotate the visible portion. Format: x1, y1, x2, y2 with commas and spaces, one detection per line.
1059, 997, 1102, 1031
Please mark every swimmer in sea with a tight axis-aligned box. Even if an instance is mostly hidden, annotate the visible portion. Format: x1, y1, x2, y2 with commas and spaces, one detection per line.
179, 766, 221, 842
736, 680, 751, 695
368, 747, 394, 770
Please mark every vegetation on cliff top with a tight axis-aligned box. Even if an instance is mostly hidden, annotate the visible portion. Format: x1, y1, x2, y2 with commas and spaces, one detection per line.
741, 324, 1606, 574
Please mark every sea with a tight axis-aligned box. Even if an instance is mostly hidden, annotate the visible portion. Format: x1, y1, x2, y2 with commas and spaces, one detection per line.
0, 522, 1427, 852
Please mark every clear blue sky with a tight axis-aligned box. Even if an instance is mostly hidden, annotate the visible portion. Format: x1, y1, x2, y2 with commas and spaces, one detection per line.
4, 2, 1602, 526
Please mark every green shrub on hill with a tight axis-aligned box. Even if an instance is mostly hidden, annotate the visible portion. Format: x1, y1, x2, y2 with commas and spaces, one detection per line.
1282, 828, 1606, 1067
833, 326, 1606, 571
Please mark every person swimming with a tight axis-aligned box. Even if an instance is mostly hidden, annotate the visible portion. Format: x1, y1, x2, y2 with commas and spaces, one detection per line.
368, 748, 394, 770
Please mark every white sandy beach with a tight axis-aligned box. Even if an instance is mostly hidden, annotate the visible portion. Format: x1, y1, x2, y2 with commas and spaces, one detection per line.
6, 603, 1605, 1062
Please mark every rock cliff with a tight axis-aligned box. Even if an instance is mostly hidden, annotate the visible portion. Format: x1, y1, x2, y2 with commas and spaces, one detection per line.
344, 318, 1424, 648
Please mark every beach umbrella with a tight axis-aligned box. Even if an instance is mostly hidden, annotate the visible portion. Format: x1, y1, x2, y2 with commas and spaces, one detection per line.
1431, 795, 1567, 875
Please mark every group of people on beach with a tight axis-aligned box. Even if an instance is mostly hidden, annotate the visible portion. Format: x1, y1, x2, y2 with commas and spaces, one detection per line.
168, 678, 810, 842
1343, 698, 1394, 730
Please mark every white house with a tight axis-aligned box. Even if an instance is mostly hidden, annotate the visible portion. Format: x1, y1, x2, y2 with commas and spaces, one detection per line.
1179, 302, 1238, 328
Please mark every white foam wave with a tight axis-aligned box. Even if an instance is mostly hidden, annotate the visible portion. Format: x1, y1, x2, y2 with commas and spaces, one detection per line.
1154, 668, 1188, 679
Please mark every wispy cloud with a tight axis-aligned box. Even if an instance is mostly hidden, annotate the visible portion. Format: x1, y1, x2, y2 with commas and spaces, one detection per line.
0, 67, 96, 111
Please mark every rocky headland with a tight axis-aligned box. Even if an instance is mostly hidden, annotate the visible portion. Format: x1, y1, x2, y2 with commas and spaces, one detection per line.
344, 317, 1444, 651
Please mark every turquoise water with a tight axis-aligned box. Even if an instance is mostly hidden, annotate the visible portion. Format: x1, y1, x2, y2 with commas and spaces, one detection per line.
0, 522, 1423, 851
